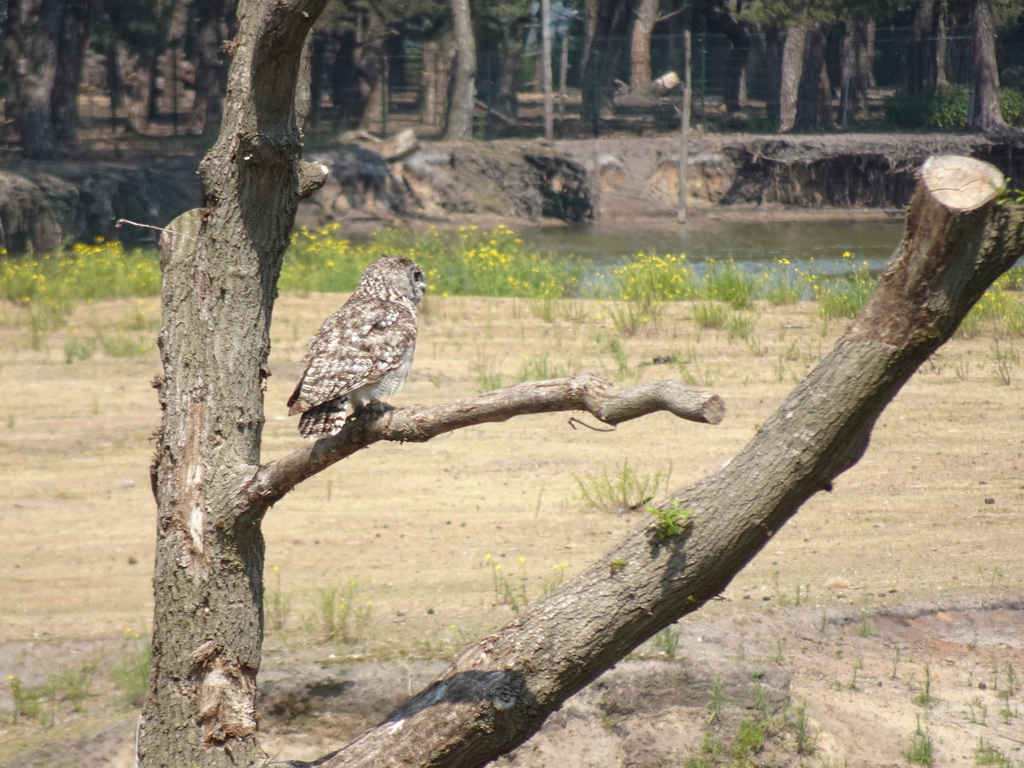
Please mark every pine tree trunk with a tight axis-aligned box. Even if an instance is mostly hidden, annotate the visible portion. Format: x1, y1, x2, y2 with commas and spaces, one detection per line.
969, 0, 1008, 134
5, 0, 62, 159
629, 0, 658, 92
792, 25, 831, 132
51, 0, 91, 149
777, 25, 806, 132
138, 1, 328, 765
908, 0, 939, 93
444, 0, 476, 140
187, 0, 228, 136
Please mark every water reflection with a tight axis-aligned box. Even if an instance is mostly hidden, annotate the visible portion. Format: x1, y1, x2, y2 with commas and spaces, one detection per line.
518, 218, 906, 279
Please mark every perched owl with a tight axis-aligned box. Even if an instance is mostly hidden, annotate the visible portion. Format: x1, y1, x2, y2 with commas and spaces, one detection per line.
288, 255, 426, 439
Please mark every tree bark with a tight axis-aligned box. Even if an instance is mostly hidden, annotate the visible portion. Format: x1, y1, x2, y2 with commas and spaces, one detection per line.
969, 0, 1009, 134
629, 0, 658, 92
5, 0, 62, 159
139, 0, 329, 765
791, 24, 831, 132
443, 0, 476, 140
777, 25, 806, 132
580, 0, 633, 128
706, 8, 751, 114
287, 155, 1022, 768
186, 0, 229, 136
357, 10, 388, 132
907, 0, 940, 93
840, 20, 874, 122
51, 0, 92, 149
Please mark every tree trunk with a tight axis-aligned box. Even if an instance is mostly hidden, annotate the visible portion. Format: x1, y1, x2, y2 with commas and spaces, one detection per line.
969, 0, 1009, 134
706, 10, 751, 114
792, 24, 831, 132
908, 0, 939, 93
5, 0, 62, 159
580, 0, 633, 129
777, 25, 806, 132
125, 49, 158, 134
283, 155, 1020, 768
444, 0, 476, 140
138, 0, 329, 765
186, 0, 228, 136
629, 0, 658, 92
358, 10, 388, 132
51, 0, 91, 149
841, 20, 874, 121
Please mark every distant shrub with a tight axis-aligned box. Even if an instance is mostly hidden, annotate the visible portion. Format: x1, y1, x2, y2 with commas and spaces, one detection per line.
1000, 88, 1024, 126
882, 86, 967, 129
883, 89, 940, 129
883, 86, 1024, 129
932, 86, 969, 129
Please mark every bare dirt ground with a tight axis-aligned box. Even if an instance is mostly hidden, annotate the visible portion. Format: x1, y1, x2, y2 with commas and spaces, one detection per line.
1, 283, 1022, 766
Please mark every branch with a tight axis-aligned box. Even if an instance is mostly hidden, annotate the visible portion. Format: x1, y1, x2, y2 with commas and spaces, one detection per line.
278, 155, 1024, 768
245, 375, 724, 507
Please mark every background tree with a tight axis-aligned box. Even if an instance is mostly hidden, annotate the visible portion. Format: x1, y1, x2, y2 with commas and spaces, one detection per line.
969, 0, 1009, 133
185, 0, 233, 136
579, 0, 633, 128
704, 1, 754, 114
907, 0, 944, 93
5, 0, 66, 158
444, 0, 476, 138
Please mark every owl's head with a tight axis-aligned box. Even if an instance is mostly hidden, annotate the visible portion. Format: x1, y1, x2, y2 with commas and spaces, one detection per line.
363, 255, 427, 303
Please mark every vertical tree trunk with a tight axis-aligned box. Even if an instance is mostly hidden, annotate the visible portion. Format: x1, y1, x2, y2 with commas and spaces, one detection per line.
125, 49, 157, 134
105, 32, 124, 132
777, 25, 806, 132
444, 0, 476, 140
629, 0, 658, 92
187, 0, 228, 136
907, 0, 939, 93
51, 0, 91, 149
841, 20, 873, 121
791, 25, 830, 132
707, 10, 752, 114
5, 0, 62, 158
138, 1, 329, 765
542, 0, 554, 138
358, 10, 388, 132
969, 0, 1008, 134
580, 0, 633, 128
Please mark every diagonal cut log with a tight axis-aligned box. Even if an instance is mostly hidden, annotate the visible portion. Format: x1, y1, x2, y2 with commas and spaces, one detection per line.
272, 155, 1022, 768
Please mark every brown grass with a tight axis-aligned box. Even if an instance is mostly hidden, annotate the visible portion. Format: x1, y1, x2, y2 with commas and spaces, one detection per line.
1, 292, 1021, 655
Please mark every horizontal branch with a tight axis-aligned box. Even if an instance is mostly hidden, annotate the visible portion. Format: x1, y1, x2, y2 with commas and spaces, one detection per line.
245, 375, 724, 507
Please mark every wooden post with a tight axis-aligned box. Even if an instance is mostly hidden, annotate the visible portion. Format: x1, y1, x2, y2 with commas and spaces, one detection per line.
541, 0, 554, 140
678, 29, 692, 225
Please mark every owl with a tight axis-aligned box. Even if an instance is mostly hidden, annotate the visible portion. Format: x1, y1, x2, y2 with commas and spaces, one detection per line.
288, 255, 427, 439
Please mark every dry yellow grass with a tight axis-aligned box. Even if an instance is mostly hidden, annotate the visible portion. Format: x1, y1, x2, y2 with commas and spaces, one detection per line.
1, 292, 1021, 655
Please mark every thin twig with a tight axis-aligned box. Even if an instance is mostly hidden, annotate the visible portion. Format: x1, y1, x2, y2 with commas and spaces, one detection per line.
115, 218, 197, 242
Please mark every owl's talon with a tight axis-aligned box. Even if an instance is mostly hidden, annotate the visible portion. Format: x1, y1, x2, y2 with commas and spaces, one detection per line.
348, 400, 396, 422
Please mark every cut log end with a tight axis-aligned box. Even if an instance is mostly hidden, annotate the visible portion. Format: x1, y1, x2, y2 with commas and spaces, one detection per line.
920, 155, 1005, 212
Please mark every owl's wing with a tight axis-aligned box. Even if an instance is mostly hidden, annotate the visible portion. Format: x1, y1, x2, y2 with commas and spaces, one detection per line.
287, 300, 417, 415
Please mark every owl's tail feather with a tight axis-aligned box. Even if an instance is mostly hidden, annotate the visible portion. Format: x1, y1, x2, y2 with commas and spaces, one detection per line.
297, 398, 349, 440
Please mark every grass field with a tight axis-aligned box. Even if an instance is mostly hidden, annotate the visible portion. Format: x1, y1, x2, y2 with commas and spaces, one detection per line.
1, 229, 1023, 766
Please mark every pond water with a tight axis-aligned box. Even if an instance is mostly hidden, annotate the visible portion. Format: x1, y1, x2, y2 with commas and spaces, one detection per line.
517, 217, 907, 282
